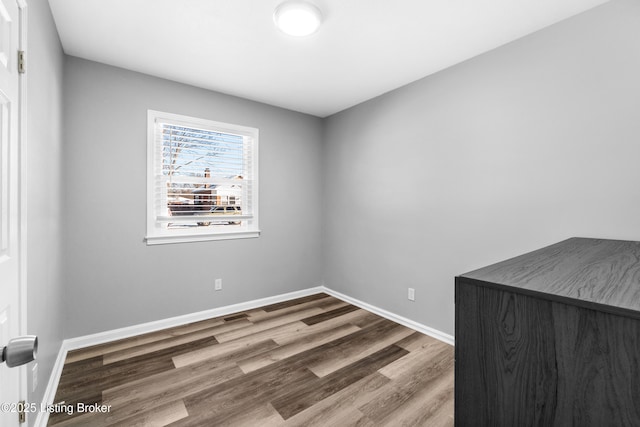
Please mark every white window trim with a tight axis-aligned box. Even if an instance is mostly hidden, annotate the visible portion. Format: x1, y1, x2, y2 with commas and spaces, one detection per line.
145, 110, 260, 245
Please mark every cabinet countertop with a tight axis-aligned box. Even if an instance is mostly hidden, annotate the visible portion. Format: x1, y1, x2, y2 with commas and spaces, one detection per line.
459, 237, 640, 318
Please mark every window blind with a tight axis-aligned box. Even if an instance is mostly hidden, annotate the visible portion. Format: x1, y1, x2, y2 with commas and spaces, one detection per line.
150, 116, 257, 231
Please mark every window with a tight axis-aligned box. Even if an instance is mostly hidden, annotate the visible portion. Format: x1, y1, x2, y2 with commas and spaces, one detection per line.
146, 110, 259, 244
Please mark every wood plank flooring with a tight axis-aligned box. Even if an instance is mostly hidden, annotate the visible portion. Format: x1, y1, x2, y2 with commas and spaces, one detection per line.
48, 293, 454, 426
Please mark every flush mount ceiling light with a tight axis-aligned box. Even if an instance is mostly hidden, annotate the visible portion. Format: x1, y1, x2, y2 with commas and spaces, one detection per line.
273, 1, 323, 37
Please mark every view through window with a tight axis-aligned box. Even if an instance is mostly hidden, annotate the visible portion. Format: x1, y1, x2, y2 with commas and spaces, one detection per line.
146, 111, 259, 244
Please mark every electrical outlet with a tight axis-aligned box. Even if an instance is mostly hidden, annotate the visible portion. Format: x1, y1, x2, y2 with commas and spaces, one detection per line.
408, 288, 415, 301
32, 363, 38, 392
214, 278, 222, 291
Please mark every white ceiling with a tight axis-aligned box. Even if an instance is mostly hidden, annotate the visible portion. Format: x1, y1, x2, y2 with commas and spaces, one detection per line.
48, 0, 608, 118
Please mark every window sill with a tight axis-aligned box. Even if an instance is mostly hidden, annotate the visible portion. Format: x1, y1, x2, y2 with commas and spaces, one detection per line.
145, 230, 260, 245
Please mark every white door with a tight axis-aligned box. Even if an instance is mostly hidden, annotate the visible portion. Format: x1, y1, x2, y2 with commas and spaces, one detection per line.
0, 0, 23, 425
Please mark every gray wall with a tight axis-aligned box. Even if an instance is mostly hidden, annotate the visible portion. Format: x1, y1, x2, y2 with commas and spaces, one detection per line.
27, 0, 66, 419
323, 0, 640, 335
62, 57, 324, 338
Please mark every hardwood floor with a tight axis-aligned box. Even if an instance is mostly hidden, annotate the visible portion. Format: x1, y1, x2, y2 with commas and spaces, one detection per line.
48, 294, 454, 426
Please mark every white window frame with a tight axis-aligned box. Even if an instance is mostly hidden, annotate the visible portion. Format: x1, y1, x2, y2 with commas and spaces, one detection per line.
146, 110, 259, 245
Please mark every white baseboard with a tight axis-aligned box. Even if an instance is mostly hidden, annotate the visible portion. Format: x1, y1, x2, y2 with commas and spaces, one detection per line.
34, 341, 69, 427
35, 285, 453, 426
63, 286, 324, 351
323, 287, 455, 346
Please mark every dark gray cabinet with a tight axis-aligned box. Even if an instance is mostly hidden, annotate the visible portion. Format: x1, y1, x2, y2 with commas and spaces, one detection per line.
455, 238, 640, 426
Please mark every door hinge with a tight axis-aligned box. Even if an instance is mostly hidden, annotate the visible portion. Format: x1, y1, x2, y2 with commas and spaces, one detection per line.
18, 400, 26, 424
18, 50, 25, 74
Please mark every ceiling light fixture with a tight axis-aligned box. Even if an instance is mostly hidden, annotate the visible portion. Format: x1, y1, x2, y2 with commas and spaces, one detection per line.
273, 1, 323, 37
